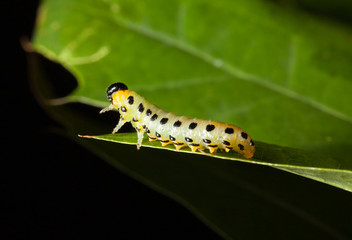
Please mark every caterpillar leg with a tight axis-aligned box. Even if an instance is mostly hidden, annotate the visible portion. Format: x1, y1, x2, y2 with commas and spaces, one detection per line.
99, 104, 114, 114
208, 147, 218, 154
174, 142, 186, 150
160, 139, 172, 147
100, 105, 126, 134
147, 134, 158, 141
112, 116, 126, 134
136, 127, 145, 150
189, 144, 204, 153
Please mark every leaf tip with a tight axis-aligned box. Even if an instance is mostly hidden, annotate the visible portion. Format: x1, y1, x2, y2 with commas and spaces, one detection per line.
78, 134, 94, 139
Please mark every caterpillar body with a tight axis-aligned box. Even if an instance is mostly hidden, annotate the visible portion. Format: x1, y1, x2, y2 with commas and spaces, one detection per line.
100, 83, 255, 159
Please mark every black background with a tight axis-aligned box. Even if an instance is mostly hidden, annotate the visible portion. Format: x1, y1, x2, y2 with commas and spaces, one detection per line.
2, 0, 221, 239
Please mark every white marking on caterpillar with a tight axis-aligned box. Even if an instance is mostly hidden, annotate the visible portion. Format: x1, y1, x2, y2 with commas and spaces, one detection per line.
100, 83, 255, 159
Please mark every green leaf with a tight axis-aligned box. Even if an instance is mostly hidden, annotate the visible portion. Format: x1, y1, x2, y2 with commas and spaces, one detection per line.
80, 133, 352, 192
30, 0, 352, 238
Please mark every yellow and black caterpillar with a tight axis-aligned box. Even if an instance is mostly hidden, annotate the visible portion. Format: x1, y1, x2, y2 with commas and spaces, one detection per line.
100, 83, 255, 158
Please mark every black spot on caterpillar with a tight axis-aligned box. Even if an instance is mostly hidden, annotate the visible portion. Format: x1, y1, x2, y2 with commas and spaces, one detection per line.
100, 82, 255, 159
173, 120, 182, 127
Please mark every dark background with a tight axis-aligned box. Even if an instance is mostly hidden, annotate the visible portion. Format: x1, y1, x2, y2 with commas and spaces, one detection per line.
2, 0, 221, 239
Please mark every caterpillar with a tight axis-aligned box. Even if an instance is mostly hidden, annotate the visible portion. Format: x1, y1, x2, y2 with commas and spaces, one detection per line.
100, 83, 255, 159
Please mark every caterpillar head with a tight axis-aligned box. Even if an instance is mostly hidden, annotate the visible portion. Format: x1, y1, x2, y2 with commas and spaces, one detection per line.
107, 82, 128, 102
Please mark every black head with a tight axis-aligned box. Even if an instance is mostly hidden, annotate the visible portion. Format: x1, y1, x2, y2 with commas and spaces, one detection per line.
106, 82, 128, 102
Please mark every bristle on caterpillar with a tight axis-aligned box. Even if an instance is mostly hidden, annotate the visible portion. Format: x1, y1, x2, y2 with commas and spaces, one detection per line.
100, 83, 255, 159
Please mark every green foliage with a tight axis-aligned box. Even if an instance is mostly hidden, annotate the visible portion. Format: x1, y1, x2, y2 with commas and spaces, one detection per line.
31, 0, 352, 238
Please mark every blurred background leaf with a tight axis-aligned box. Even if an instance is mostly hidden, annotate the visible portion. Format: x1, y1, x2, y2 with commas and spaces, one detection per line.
28, 0, 352, 239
